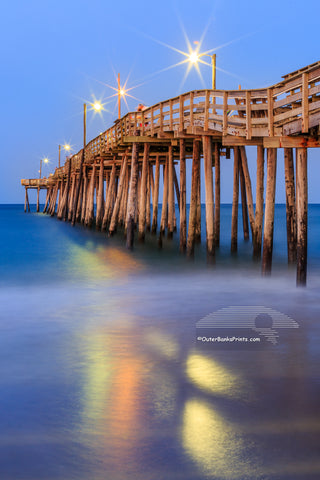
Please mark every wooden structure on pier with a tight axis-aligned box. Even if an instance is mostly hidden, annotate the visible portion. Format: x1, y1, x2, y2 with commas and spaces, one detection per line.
22, 61, 320, 285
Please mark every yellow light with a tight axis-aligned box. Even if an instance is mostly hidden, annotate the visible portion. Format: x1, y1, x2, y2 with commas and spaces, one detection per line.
63, 144, 71, 151
43, 157, 49, 163
93, 101, 102, 111
120, 89, 125, 96
189, 51, 199, 64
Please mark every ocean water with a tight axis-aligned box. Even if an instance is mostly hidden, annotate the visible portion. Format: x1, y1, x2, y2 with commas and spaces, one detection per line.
0, 204, 319, 480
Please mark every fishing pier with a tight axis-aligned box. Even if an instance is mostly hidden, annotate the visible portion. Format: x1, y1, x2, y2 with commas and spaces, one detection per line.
21, 61, 320, 285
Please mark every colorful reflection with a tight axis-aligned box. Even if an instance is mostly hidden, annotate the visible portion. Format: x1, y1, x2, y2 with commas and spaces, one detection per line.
186, 351, 249, 399
181, 399, 254, 479
65, 243, 144, 281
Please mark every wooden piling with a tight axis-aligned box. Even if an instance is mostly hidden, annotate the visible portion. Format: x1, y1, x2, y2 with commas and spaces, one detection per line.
167, 145, 174, 238
196, 162, 201, 243
239, 146, 255, 239
146, 164, 151, 232
43, 189, 50, 213
203, 136, 215, 261
262, 148, 277, 275
71, 148, 85, 226
84, 164, 96, 228
96, 157, 105, 229
187, 139, 201, 257
231, 147, 240, 253
24, 187, 30, 213
36, 188, 40, 213
68, 174, 76, 222
296, 147, 308, 286
102, 164, 116, 231
80, 168, 88, 224
253, 146, 265, 257
126, 137, 140, 249
151, 156, 160, 234
109, 153, 128, 236
179, 139, 187, 253
214, 143, 220, 247
239, 161, 249, 241
138, 143, 150, 242
284, 148, 297, 264
160, 158, 168, 235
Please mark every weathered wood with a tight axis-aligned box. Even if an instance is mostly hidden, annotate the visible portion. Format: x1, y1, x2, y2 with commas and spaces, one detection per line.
160, 159, 168, 235
214, 143, 220, 247
68, 174, 76, 222
71, 148, 85, 226
187, 139, 201, 257
239, 160, 249, 241
85, 164, 96, 228
262, 148, 277, 275
146, 165, 151, 232
126, 138, 140, 249
50, 182, 59, 217
173, 166, 180, 214
151, 157, 160, 234
296, 147, 308, 286
81, 169, 88, 224
138, 143, 150, 241
43, 189, 50, 213
102, 163, 116, 231
195, 161, 201, 243
231, 146, 240, 252
239, 146, 255, 239
253, 146, 265, 257
24, 188, 30, 213
284, 148, 297, 263
203, 136, 215, 261
302, 73, 309, 133
96, 158, 105, 229
36, 188, 40, 213
167, 145, 174, 238
179, 139, 187, 253
109, 153, 128, 236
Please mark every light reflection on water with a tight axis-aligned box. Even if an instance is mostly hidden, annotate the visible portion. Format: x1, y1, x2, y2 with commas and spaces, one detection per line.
0, 206, 320, 479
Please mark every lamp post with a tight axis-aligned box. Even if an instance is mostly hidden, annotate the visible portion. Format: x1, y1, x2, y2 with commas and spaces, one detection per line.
39, 157, 49, 179
189, 52, 217, 89
58, 144, 71, 168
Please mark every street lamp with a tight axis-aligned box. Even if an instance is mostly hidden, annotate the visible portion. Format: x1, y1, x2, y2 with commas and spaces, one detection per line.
39, 157, 49, 179
188, 52, 217, 89
83, 101, 102, 147
58, 144, 71, 168
117, 73, 126, 119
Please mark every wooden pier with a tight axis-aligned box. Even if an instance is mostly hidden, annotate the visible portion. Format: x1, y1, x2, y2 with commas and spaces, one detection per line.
22, 61, 320, 286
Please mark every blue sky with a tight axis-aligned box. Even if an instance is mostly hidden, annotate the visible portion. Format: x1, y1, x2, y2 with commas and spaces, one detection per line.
1, 0, 320, 203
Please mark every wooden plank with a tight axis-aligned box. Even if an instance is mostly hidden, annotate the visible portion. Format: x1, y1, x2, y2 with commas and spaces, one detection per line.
246, 90, 252, 139
264, 136, 320, 148
123, 136, 171, 143
267, 88, 274, 137
302, 72, 309, 133
223, 136, 263, 146
223, 92, 228, 136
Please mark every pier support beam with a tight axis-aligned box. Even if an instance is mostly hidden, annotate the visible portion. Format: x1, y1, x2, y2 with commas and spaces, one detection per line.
253, 146, 265, 258
160, 158, 168, 235
179, 139, 187, 253
24, 187, 30, 212
203, 136, 215, 261
36, 188, 40, 213
231, 147, 240, 253
284, 148, 297, 264
239, 146, 255, 240
296, 147, 308, 286
109, 153, 128, 236
187, 139, 201, 257
138, 143, 150, 242
239, 161, 249, 241
43, 189, 50, 213
262, 148, 277, 275
96, 157, 105, 229
151, 157, 160, 234
71, 149, 85, 226
214, 143, 220, 247
167, 145, 174, 238
102, 164, 116, 231
126, 139, 140, 249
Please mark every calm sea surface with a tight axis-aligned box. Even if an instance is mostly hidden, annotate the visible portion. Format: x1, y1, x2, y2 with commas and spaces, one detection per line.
0, 204, 319, 480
